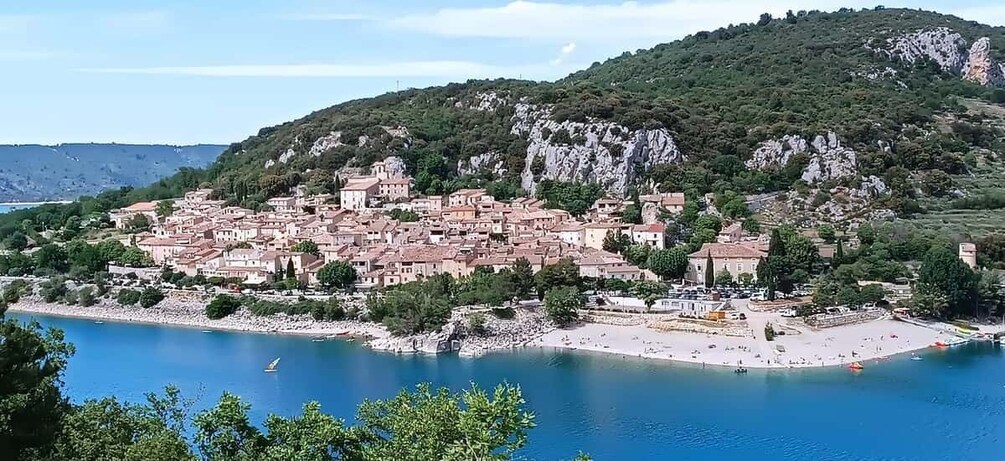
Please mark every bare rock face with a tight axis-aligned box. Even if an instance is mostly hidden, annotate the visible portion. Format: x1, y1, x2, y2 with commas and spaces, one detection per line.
745, 132, 857, 183
879, 28, 968, 74
512, 102, 685, 197
382, 156, 408, 177
962, 38, 1005, 87
454, 91, 507, 112
802, 133, 858, 183
309, 132, 344, 157
457, 151, 507, 177
876, 29, 1005, 88
745, 135, 808, 171
641, 202, 660, 224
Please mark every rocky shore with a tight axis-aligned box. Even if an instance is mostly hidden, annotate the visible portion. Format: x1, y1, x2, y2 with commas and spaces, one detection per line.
9, 294, 389, 340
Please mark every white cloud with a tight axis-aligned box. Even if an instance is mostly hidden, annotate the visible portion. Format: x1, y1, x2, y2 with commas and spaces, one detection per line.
551, 42, 577, 65
77, 60, 570, 79
388, 0, 879, 42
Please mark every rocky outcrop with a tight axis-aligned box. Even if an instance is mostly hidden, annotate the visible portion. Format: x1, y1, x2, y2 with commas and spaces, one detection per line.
457, 151, 507, 177
454, 91, 507, 112
368, 321, 462, 354
309, 132, 344, 157
382, 156, 408, 177
745, 132, 857, 183
512, 102, 684, 197
802, 133, 858, 183
268, 127, 412, 168
876, 28, 1005, 88
879, 28, 968, 74
962, 38, 1005, 87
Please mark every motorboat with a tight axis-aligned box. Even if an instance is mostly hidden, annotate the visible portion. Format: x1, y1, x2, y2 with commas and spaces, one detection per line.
848, 362, 864, 370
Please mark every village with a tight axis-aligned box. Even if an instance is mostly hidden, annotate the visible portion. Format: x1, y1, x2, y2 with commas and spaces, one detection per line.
114, 158, 768, 294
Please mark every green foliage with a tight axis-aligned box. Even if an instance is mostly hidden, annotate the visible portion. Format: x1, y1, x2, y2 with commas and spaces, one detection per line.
535, 180, 603, 217
0, 315, 74, 460
534, 258, 581, 299
917, 245, 979, 318
369, 283, 452, 336
544, 286, 582, 326
704, 253, 715, 289
291, 240, 321, 257
116, 288, 141, 306
386, 209, 420, 222
646, 247, 688, 280
139, 287, 165, 309
316, 261, 358, 291
205, 295, 242, 320
509, 258, 535, 300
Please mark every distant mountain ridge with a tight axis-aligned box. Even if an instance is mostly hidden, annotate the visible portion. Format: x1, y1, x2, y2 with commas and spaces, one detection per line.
0, 143, 226, 202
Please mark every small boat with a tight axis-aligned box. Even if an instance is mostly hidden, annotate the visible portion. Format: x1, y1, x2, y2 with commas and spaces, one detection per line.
734, 367, 748, 374
201, 330, 212, 333
848, 362, 864, 370
911, 356, 924, 361
311, 337, 325, 342
346, 338, 355, 343
264, 357, 280, 373
933, 341, 949, 348
94, 321, 104, 324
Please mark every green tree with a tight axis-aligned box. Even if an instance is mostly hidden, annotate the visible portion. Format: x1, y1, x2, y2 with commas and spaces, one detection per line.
715, 269, 734, 287
155, 200, 175, 220
3, 232, 28, 251
646, 247, 688, 280
509, 257, 535, 300
704, 252, 715, 288
193, 392, 266, 460
317, 261, 357, 291
77, 287, 96, 307
817, 225, 836, 243
544, 286, 582, 326
126, 215, 150, 233
534, 258, 581, 299
917, 246, 978, 318
34, 243, 69, 273
0, 311, 74, 460
285, 259, 296, 280
291, 240, 320, 257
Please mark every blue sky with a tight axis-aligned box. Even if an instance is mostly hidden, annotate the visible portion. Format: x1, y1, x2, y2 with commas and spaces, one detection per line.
2, 0, 1004, 145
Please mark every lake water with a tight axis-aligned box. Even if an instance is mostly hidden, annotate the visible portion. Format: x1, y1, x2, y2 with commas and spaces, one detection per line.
12, 313, 1005, 460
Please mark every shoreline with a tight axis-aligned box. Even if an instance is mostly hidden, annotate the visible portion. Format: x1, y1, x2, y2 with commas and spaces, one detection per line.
527, 318, 965, 369
8, 298, 388, 341
8, 299, 970, 370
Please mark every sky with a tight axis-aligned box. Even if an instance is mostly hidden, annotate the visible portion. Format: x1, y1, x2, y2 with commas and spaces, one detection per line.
2, 0, 1005, 146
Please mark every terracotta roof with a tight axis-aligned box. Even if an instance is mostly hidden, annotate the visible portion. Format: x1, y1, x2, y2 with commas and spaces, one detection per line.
688, 243, 766, 259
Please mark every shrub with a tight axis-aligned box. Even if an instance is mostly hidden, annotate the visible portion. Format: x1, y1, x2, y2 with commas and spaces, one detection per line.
205, 295, 242, 320
116, 288, 141, 306
139, 287, 165, 308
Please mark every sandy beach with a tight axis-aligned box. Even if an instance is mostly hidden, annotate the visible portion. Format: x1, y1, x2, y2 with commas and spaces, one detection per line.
534, 318, 962, 369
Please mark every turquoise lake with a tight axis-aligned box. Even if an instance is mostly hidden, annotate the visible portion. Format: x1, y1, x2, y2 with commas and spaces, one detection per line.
12, 313, 1005, 460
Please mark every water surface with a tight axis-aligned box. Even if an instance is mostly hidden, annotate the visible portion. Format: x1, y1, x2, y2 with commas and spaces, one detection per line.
14, 313, 1005, 460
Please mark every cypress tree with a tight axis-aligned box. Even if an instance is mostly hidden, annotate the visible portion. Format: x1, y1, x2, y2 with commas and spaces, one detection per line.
704, 252, 714, 289
286, 259, 296, 279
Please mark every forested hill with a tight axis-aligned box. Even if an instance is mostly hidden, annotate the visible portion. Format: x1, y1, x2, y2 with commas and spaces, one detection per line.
0, 144, 225, 202
89, 8, 1005, 215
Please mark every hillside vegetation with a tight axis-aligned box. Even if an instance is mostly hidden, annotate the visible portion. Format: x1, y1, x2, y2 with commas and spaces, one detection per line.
7, 8, 1005, 228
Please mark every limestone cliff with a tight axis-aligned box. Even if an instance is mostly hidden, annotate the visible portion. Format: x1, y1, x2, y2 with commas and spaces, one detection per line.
876, 28, 1005, 88
510, 102, 684, 197
745, 132, 858, 183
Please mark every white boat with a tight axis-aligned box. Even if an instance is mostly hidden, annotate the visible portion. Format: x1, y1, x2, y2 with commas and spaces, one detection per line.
911, 356, 923, 361
264, 357, 280, 373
